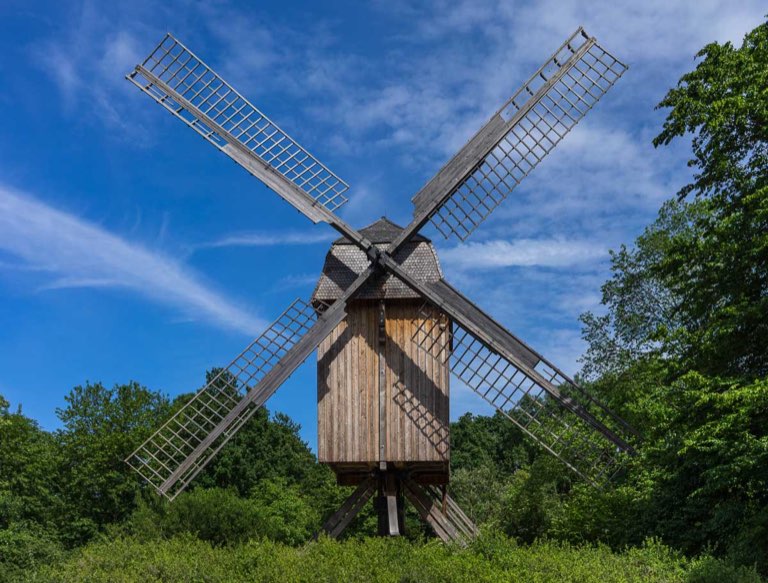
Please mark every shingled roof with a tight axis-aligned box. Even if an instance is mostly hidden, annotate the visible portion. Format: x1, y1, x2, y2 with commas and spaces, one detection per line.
333, 216, 428, 245
313, 217, 442, 302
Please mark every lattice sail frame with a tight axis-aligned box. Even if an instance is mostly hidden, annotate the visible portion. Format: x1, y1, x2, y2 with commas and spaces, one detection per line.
412, 310, 630, 484
127, 33, 349, 213
127, 299, 325, 500
428, 28, 627, 241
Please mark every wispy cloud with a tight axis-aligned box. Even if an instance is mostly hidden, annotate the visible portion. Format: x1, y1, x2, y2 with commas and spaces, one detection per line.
29, 3, 153, 139
197, 230, 334, 249
0, 185, 264, 335
308, 1, 763, 158
26, 0, 766, 380
440, 238, 606, 270
269, 273, 321, 293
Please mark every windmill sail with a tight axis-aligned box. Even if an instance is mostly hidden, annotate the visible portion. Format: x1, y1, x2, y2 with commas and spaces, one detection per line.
402, 277, 636, 484
127, 298, 345, 499
127, 34, 349, 224
405, 28, 627, 243
446, 323, 628, 483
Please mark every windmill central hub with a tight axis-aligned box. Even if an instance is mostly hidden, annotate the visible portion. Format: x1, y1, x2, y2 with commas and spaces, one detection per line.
365, 243, 383, 266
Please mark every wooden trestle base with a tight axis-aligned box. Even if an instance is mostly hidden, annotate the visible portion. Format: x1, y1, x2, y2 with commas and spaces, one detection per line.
318, 464, 478, 545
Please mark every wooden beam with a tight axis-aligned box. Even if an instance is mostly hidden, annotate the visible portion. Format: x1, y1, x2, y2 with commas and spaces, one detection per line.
320, 477, 376, 539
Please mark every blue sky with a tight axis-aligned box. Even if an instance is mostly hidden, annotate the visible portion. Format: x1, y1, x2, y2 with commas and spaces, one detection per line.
0, 0, 764, 451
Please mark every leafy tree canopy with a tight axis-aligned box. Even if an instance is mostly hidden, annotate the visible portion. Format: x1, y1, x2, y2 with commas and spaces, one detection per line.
574, 18, 768, 572
652, 21, 768, 377
55, 381, 170, 545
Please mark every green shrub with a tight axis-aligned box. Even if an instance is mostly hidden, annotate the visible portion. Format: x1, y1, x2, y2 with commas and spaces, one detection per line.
248, 478, 321, 545
160, 488, 264, 546
685, 555, 762, 583
448, 464, 506, 526
0, 523, 62, 583
31, 531, 763, 583
123, 482, 321, 546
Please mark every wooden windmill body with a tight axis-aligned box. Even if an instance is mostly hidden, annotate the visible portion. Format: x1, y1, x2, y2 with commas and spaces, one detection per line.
124, 28, 640, 544
313, 218, 452, 533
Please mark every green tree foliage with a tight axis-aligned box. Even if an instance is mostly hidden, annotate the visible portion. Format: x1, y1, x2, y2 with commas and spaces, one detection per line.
570, 17, 768, 574
55, 381, 170, 545
651, 20, 768, 378
0, 394, 63, 583
196, 407, 325, 496
579, 199, 701, 381
636, 374, 768, 571
0, 395, 60, 529
0, 522, 62, 583
169, 368, 333, 499
448, 413, 577, 542
654, 22, 767, 203
450, 411, 537, 476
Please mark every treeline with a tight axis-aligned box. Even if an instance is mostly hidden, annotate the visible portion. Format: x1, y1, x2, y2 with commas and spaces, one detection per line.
0, 385, 760, 582
1, 17, 766, 583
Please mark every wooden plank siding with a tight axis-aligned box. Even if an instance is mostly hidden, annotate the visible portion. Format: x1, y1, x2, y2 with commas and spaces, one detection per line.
317, 300, 450, 465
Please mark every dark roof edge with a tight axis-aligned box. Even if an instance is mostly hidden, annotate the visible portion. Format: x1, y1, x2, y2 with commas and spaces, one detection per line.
333, 216, 429, 244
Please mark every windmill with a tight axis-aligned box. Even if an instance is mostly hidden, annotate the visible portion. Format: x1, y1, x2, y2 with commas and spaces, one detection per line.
125, 28, 639, 543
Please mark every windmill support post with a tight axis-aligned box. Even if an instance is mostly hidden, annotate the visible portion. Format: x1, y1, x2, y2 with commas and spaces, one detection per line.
318, 466, 475, 545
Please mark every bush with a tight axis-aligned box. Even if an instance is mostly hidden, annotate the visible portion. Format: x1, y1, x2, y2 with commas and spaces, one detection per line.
31, 531, 763, 583
161, 488, 264, 546
125, 487, 266, 546
685, 555, 762, 583
123, 482, 321, 546
449, 464, 506, 526
0, 522, 62, 583
248, 478, 321, 545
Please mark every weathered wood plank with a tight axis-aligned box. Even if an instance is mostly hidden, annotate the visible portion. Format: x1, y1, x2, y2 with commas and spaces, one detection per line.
318, 300, 450, 466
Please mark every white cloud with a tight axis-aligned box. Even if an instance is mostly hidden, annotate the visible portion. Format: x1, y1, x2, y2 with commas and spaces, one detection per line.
438, 255, 608, 381
0, 185, 264, 335
473, 120, 691, 245
26, 0, 766, 382
336, 181, 391, 227
269, 273, 321, 293
198, 230, 334, 249
303, 0, 763, 221
440, 238, 606, 270
33, 1, 765, 170
30, 3, 149, 138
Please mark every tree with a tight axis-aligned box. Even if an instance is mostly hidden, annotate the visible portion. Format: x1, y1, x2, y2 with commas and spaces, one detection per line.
55, 381, 169, 545
450, 411, 536, 477
654, 21, 768, 204
579, 199, 701, 381
573, 18, 768, 573
165, 368, 328, 497
0, 394, 64, 582
0, 394, 60, 529
195, 408, 326, 496
635, 374, 768, 571
448, 411, 571, 538
651, 20, 768, 378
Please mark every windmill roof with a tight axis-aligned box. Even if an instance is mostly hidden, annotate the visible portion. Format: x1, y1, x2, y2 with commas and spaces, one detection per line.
315, 218, 441, 302
333, 217, 429, 245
